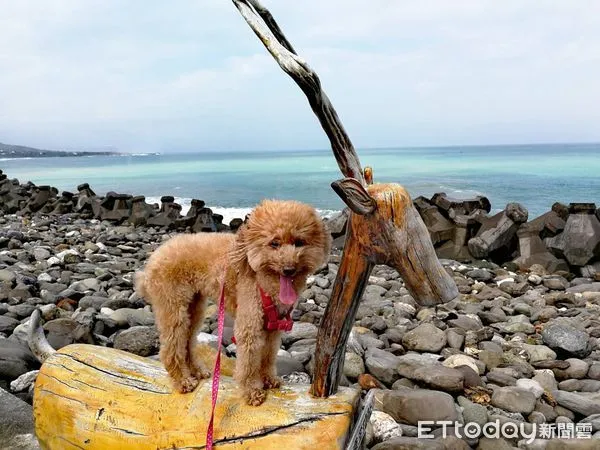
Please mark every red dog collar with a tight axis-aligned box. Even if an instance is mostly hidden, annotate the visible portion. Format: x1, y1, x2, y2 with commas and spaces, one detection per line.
259, 286, 293, 332
230, 284, 294, 345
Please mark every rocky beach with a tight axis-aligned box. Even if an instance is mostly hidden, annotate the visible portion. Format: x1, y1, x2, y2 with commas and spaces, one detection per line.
1, 169, 600, 449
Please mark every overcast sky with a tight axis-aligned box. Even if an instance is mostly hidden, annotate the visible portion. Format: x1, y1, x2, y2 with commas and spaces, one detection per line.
1, 1, 599, 152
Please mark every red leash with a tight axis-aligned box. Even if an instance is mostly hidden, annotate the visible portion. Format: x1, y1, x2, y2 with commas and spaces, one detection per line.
206, 279, 226, 450
205, 283, 294, 449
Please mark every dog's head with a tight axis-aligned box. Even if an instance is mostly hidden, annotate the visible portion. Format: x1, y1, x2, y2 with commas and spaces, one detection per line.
230, 200, 331, 305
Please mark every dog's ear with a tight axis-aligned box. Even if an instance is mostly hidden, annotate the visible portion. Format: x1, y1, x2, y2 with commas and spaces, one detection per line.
229, 221, 264, 274
229, 222, 251, 274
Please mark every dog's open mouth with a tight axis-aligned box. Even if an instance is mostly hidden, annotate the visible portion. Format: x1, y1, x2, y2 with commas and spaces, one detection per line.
279, 275, 297, 305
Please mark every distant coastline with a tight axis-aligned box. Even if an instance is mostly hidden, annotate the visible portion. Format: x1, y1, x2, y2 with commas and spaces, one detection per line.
0, 141, 121, 159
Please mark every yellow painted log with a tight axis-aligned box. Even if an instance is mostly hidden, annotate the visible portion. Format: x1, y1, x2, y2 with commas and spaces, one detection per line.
33, 344, 360, 450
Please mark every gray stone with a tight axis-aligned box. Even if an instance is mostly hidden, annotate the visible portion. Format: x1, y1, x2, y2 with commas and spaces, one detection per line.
0, 340, 38, 380
563, 358, 589, 379
281, 322, 318, 345
366, 348, 400, 385
515, 378, 544, 399
369, 411, 402, 444
402, 323, 446, 353
396, 355, 464, 392
108, 308, 155, 327
458, 395, 488, 427
567, 282, 600, 294
491, 386, 536, 414
343, 352, 365, 380
0, 269, 16, 283
541, 320, 590, 358
546, 211, 600, 267
43, 318, 81, 349
32, 247, 51, 261
113, 326, 159, 357
442, 354, 480, 374
0, 315, 20, 334
520, 344, 557, 363
281, 371, 310, 384
543, 276, 570, 291
588, 362, 600, 380
468, 203, 527, 261
276, 354, 305, 376
381, 388, 458, 425
558, 379, 600, 392
0, 387, 41, 450
553, 390, 600, 416
78, 295, 109, 310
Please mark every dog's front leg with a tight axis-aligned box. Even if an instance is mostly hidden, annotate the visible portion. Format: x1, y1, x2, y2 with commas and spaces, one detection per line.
234, 325, 268, 406
233, 287, 269, 406
261, 331, 282, 389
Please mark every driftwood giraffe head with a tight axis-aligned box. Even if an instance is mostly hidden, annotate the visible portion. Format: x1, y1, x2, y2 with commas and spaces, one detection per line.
333, 177, 458, 305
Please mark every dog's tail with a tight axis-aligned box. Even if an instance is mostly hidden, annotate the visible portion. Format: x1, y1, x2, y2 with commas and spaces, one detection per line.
134, 270, 150, 302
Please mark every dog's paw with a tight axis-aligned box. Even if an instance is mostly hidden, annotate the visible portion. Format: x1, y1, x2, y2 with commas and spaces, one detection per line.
175, 376, 199, 394
263, 375, 281, 390
194, 366, 212, 380
245, 388, 267, 406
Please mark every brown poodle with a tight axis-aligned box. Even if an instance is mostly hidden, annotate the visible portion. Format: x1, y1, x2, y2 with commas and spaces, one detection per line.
135, 199, 331, 406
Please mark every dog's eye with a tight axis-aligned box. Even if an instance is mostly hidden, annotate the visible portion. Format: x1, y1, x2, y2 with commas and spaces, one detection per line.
269, 240, 281, 249
294, 239, 305, 247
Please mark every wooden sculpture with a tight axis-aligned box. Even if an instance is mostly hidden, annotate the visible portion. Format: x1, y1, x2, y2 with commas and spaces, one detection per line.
29, 1, 459, 449
231, 0, 459, 397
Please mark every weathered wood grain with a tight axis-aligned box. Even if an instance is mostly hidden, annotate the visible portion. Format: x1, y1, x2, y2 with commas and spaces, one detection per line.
311, 183, 459, 397
231, 0, 365, 184
33, 344, 359, 450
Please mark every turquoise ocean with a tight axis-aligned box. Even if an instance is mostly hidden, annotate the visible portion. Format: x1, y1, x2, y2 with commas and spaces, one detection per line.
3, 143, 599, 224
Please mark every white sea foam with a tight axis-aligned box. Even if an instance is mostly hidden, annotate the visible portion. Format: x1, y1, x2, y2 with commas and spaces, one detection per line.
145, 196, 340, 225
0, 157, 35, 161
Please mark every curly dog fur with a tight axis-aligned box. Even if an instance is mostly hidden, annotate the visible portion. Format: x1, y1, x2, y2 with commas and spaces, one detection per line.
135, 199, 331, 405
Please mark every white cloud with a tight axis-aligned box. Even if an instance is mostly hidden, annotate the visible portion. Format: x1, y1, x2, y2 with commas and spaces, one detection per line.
1, 0, 599, 151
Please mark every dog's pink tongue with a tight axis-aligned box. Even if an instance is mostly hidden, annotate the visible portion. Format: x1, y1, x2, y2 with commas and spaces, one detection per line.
279, 275, 297, 305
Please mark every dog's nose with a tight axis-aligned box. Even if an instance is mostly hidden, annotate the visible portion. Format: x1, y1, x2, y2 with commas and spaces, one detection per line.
282, 267, 296, 277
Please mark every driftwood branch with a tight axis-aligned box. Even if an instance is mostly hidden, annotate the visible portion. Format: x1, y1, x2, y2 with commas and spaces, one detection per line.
232, 1, 460, 400
232, 0, 365, 184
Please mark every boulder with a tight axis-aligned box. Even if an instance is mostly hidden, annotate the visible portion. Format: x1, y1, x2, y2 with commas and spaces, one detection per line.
323, 209, 349, 239
229, 218, 244, 231
436, 211, 485, 261
173, 199, 205, 229
146, 196, 182, 228
0, 387, 41, 450
191, 207, 218, 233
414, 197, 454, 245
512, 207, 570, 272
381, 388, 458, 425
75, 183, 101, 216
19, 185, 55, 215
468, 203, 528, 262
0, 179, 27, 214
430, 192, 491, 216
546, 203, 600, 267
0, 340, 39, 380
49, 191, 75, 215
127, 196, 157, 226
99, 192, 132, 222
